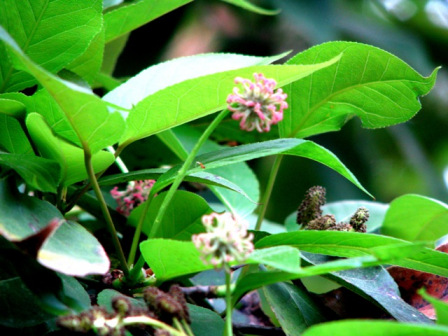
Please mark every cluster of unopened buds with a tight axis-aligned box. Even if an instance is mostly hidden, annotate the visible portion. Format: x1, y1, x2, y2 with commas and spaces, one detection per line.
297, 186, 370, 232
58, 285, 190, 336
110, 179, 155, 216
227, 73, 288, 132
192, 212, 254, 271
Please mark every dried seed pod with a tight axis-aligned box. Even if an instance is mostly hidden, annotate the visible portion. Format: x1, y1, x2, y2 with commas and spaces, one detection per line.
297, 186, 326, 226
169, 285, 190, 323
307, 214, 337, 230
349, 207, 369, 233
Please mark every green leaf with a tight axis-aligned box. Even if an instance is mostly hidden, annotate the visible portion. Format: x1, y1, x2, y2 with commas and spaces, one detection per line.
0, 180, 110, 276
128, 191, 213, 240
155, 138, 370, 198
0, 0, 103, 92
262, 282, 327, 336
256, 231, 448, 277
382, 194, 448, 242
221, 0, 280, 15
104, 52, 290, 110
140, 239, 300, 281
301, 321, 448, 336
281, 41, 439, 138
26, 113, 115, 186
67, 28, 105, 84
119, 56, 341, 147
189, 304, 225, 336
420, 288, 448, 326
302, 253, 430, 323
0, 27, 125, 153
101, 33, 129, 76
285, 200, 389, 232
0, 154, 60, 193
104, 0, 192, 42
0, 114, 33, 154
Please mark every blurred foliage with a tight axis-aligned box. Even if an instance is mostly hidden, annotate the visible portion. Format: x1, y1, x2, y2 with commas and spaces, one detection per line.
114, 0, 448, 223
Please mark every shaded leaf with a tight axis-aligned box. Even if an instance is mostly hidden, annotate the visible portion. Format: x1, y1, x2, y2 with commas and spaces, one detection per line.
263, 282, 327, 335
0, 0, 103, 92
420, 288, 448, 325
97, 289, 146, 313
222, 0, 280, 15
281, 41, 439, 138
189, 304, 225, 336
382, 194, 448, 242
0, 114, 33, 154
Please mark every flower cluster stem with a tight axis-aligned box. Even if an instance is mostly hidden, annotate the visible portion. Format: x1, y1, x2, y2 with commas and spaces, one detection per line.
122, 316, 186, 336
255, 155, 283, 231
148, 109, 229, 239
84, 151, 129, 275
224, 270, 233, 336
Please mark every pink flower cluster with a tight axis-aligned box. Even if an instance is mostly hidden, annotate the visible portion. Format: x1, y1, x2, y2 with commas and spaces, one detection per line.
110, 180, 155, 216
192, 212, 254, 270
227, 73, 288, 132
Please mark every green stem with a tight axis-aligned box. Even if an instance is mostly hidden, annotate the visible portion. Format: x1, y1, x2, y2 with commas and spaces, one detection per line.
181, 318, 195, 336
122, 316, 186, 336
255, 155, 283, 231
84, 151, 129, 275
148, 109, 229, 239
224, 270, 233, 336
127, 193, 155, 266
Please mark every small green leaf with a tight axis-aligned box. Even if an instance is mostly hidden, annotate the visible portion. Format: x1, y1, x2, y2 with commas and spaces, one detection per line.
128, 191, 213, 240
247, 246, 301, 273
382, 194, 448, 242
221, 0, 280, 15
262, 282, 327, 336
281, 41, 439, 138
301, 321, 448, 336
256, 231, 448, 277
0, 0, 103, 92
104, 0, 192, 42
420, 288, 448, 326
119, 56, 341, 147
26, 113, 115, 186
0, 154, 60, 193
97, 289, 146, 313
0, 95, 26, 117
0, 114, 33, 154
0, 27, 125, 153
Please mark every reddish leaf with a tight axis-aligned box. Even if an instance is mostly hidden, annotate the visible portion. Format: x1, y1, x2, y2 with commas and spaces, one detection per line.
388, 243, 448, 319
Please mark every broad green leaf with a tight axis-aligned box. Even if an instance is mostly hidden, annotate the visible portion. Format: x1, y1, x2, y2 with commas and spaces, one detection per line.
420, 289, 448, 325
0, 154, 60, 193
302, 253, 430, 323
0, 180, 110, 276
104, 0, 192, 42
189, 304, 225, 336
281, 41, 439, 138
0, 27, 125, 153
101, 33, 129, 76
0, 114, 33, 154
128, 191, 213, 239
0, 0, 103, 92
119, 56, 341, 147
160, 126, 260, 216
67, 28, 105, 84
262, 282, 327, 336
382, 194, 448, 242
301, 321, 448, 336
285, 200, 389, 232
140, 239, 301, 281
26, 113, 115, 186
222, 0, 280, 15
104, 52, 290, 111
154, 138, 370, 198
256, 231, 448, 277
